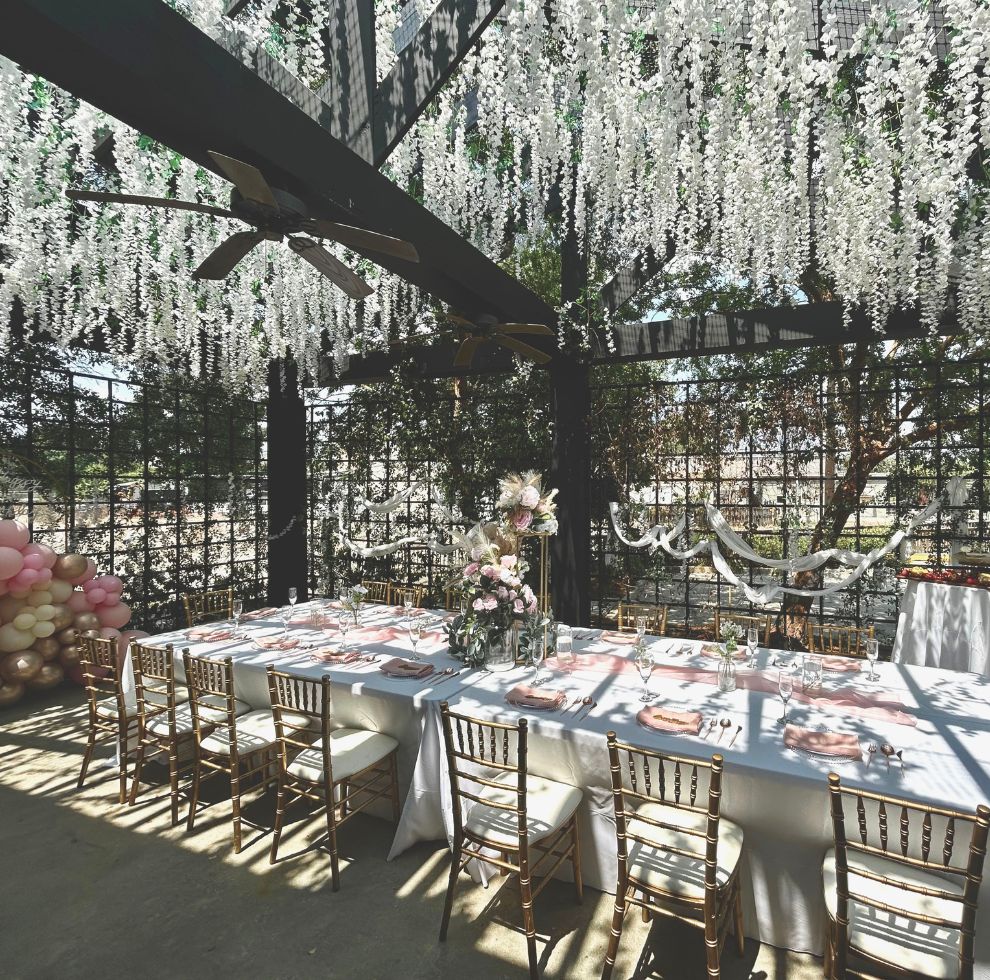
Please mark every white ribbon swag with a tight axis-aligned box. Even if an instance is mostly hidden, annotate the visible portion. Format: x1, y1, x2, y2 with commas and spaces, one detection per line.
608, 477, 965, 606
337, 493, 464, 559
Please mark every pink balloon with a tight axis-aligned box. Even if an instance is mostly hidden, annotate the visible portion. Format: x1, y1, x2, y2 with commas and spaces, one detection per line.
96, 575, 124, 593
22, 553, 44, 571
0, 547, 24, 581
116, 629, 150, 659
69, 559, 97, 586
101, 593, 120, 607
21, 543, 57, 569
82, 579, 97, 593
0, 520, 29, 550
95, 602, 131, 630
67, 591, 93, 613
35, 569, 52, 586
86, 587, 107, 606
13, 568, 39, 588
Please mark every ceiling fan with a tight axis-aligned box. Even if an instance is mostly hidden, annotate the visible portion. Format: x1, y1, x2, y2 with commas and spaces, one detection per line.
444, 313, 555, 368
65, 151, 419, 300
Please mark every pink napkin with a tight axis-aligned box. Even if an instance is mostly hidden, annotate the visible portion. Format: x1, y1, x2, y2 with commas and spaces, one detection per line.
241, 607, 278, 621
188, 627, 235, 641
256, 636, 300, 651
637, 706, 703, 735
379, 657, 434, 679
597, 630, 638, 645
821, 656, 862, 673
784, 725, 862, 759
700, 643, 748, 662
353, 626, 401, 644
310, 647, 362, 664
505, 685, 566, 710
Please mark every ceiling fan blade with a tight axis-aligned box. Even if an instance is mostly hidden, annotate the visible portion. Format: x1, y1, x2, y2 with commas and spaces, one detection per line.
494, 334, 552, 364
192, 231, 264, 280
288, 236, 374, 300
447, 313, 477, 329
66, 189, 236, 220
453, 337, 483, 368
208, 151, 279, 211
496, 323, 554, 336
310, 219, 420, 263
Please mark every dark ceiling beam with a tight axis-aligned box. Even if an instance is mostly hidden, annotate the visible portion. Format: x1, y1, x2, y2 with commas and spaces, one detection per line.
1, 0, 555, 329
373, 0, 508, 166
600, 237, 677, 317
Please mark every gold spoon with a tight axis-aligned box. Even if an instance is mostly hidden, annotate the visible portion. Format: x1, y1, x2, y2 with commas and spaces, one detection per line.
577, 696, 594, 719
881, 743, 896, 768
718, 718, 732, 742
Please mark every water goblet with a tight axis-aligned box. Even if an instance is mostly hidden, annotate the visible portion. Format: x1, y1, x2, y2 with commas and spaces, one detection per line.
746, 627, 758, 666
337, 614, 351, 655
531, 635, 547, 686
778, 669, 794, 725
635, 614, 648, 641
636, 646, 656, 702
865, 638, 879, 682
288, 586, 298, 609
408, 621, 424, 662
232, 598, 243, 635
280, 605, 292, 636
403, 590, 414, 617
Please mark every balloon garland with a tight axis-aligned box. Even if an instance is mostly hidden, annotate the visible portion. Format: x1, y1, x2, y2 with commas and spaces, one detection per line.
0, 519, 148, 708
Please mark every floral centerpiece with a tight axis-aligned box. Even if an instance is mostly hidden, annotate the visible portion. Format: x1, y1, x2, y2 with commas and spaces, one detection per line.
338, 582, 368, 625
497, 471, 558, 536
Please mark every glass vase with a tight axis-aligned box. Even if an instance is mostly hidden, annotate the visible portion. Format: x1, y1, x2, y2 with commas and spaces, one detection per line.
487, 629, 515, 672
717, 658, 737, 692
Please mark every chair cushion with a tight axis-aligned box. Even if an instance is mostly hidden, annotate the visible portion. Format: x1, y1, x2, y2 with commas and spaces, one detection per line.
145, 701, 197, 737
144, 684, 188, 708
200, 709, 311, 756
625, 801, 744, 900
286, 729, 399, 784
95, 699, 136, 720
823, 847, 965, 979
463, 771, 582, 847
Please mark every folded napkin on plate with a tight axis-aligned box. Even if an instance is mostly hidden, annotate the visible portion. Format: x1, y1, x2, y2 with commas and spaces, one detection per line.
784, 724, 861, 758
256, 636, 301, 651
700, 643, 748, 661
188, 627, 235, 641
310, 647, 362, 664
505, 685, 566, 710
241, 607, 278, 621
597, 630, 638, 645
821, 656, 862, 673
379, 657, 434, 679
637, 706, 703, 734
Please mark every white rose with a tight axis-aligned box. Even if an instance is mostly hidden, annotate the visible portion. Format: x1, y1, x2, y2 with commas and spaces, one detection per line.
520, 486, 540, 509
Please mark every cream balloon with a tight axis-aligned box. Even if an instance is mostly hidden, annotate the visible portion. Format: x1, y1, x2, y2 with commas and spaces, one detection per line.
0, 594, 24, 622
34, 604, 56, 622
33, 621, 55, 639
26, 590, 53, 608
2, 623, 36, 652
0, 649, 43, 682
48, 579, 72, 604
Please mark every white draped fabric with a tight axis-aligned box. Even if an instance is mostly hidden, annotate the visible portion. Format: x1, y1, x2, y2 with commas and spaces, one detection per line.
893, 580, 990, 676
135, 603, 990, 976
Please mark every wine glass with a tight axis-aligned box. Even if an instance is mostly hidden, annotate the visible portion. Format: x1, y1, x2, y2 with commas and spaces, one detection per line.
337, 613, 351, 655
746, 626, 758, 667
635, 614, 648, 641
280, 605, 292, 636
403, 589, 414, 622
531, 635, 546, 686
231, 598, 243, 635
778, 669, 794, 725
637, 647, 656, 702
288, 586, 298, 610
865, 637, 879, 682
408, 620, 424, 662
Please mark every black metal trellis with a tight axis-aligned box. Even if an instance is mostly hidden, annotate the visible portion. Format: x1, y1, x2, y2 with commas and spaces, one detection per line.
0, 351, 268, 632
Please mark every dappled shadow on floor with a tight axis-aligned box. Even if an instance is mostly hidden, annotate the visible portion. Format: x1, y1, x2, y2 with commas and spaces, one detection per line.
1, 688, 820, 979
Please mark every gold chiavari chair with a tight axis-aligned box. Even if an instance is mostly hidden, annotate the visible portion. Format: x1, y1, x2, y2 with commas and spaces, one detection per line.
713, 609, 771, 647
617, 602, 669, 636
824, 773, 990, 980
445, 587, 463, 612
77, 632, 140, 804
394, 584, 427, 607
808, 623, 875, 658
127, 641, 194, 825
183, 652, 294, 852
438, 701, 583, 979
360, 579, 391, 604
266, 667, 400, 889
602, 733, 745, 980
182, 587, 234, 628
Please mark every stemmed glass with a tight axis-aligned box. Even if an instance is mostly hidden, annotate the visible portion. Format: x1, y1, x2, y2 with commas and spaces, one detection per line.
288, 586, 297, 611
337, 613, 351, 655
865, 637, 879, 682
408, 620, 423, 662
403, 589, 414, 624
636, 645, 656, 702
746, 627, 758, 667
531, 635, 546, 687
635, 615, 648, 641
778, 669, 794, 725
280, 605, 292, 637
232, 599, 243, 635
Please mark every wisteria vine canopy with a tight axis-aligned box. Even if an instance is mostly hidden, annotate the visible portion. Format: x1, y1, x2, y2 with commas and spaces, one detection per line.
1, 0, 988, 390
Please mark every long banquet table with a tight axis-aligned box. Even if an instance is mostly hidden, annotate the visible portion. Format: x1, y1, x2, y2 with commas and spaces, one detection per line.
139, 600, 990, 975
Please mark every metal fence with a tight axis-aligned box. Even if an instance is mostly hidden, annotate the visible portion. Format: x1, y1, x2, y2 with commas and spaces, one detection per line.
0, 350, 268, 632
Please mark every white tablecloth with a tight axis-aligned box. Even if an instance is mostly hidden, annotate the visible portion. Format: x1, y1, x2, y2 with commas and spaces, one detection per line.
137, 603, 990, 976
893, 579, 990, 675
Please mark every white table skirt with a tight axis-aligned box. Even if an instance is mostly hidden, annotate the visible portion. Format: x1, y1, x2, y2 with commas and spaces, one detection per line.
136, 603, 990, 976
893, 579, 990, 675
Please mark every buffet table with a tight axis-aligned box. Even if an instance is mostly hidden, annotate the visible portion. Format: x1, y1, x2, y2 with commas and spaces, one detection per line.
893, 578, 990, 675
140, 601, 990, 976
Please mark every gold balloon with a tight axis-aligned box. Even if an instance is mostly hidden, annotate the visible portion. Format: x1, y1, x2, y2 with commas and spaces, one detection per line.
27, 662, 64, 690
56, 627, 77, 645
0, 649, 43, 683
58, 644, 82, 668
53, 553, 87, 580
32, 636, 60, 661
74, 612, 100, 632
50, 604, 74, 631
0, 679, 25, 708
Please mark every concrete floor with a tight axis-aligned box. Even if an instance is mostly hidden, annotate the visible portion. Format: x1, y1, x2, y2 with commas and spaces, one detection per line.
0, 687, 823, 980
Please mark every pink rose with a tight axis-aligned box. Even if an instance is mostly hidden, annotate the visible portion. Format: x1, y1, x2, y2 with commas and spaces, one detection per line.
500, 554, 518, 569
526, 599, 538, 613
482, 595, 498, 611
508, 589, 517, 600
496, 587, 508, 600
480, 564, 499, 579
513, 598, 525, 613
511, 507, 533, 530
463, 562, 479, 576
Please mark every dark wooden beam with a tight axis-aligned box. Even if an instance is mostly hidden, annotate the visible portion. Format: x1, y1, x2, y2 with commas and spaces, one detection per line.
266, 358, 308, 603
374, 0, 507, 166
1, 0, 554, 328
600, 237, 676, 317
